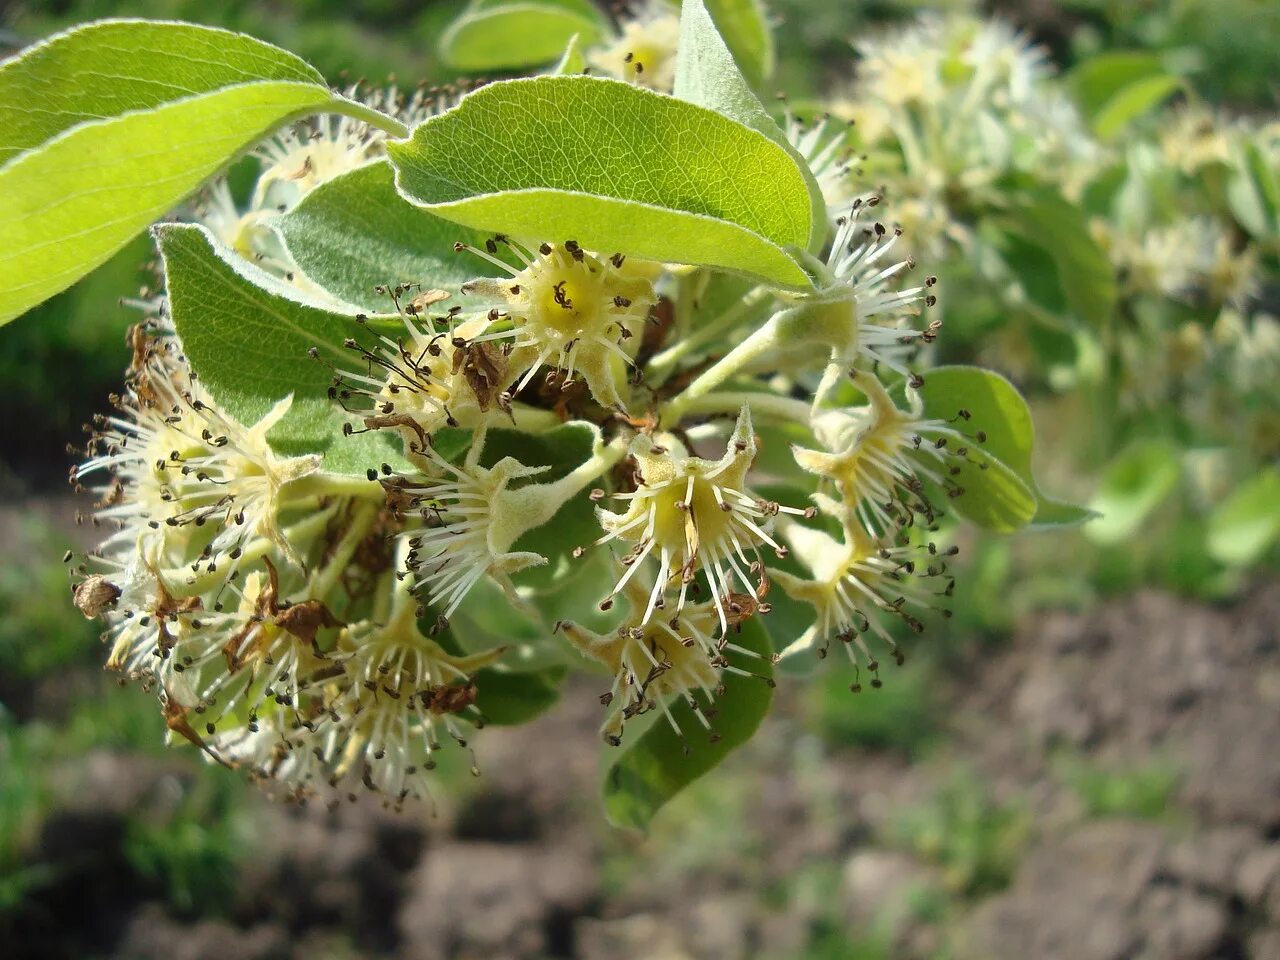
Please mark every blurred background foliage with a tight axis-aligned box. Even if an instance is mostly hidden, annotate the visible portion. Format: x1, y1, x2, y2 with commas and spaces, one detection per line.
1, 1, 1277, 958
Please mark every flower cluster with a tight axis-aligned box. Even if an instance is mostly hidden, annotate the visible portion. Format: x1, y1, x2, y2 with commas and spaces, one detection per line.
1085, 118, 1274, 430
68, 316, 507, 806
823, 10, 1278, 553
832, 14, 1097, 261
68, 30, 1001, 807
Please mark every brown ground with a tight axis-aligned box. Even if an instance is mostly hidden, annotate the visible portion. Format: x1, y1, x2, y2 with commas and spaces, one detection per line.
8, 582, 1280, 960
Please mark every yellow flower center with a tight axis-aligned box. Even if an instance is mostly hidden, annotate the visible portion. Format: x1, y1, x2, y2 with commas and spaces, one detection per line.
642, 468, 737, 559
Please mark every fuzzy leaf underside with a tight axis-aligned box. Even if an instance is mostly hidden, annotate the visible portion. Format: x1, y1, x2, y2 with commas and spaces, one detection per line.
551, 33, 588, 76
274, 160, 508, 312
701, 0, 775, 90
157, 222, 406, 477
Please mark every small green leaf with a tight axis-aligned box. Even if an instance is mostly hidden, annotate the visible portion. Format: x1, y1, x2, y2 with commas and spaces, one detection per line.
439, 0, 607, 72
930, 446, 1037, 533
1032, 496, 1100, 529
551, 33, 587, 76
702, 0, 774, 89
1000, 186, 1117, 325
915, 366, 1085, 533
274, 161, 505, 312
156, 223, 405, 477
1094, 74, 1181, 140
1069, 51, 1180, 140
1206, 468, 1280, 567
674, 0, 823, 251
0, 19, 397, 327
388, 75, 814, 288
1227, 140, 1280, 240
1085, 440, 1182, 546
603, 616, 774, 830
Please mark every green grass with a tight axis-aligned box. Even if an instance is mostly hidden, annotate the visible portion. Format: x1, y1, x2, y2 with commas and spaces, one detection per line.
1055, 754, 1182, 821
0, 717, 60, 923
760, 863, 896, 960
0, 720, 50, 872
0, 669, 251, 920
0, 520, 99, 691
891, 770, 1031, 899
811, 656, 940, 758
600, 741, 758, 896
765, 860, 954, 960
123, 771, 250, 916
802, 925, 895, 960
59, 681, 171, 756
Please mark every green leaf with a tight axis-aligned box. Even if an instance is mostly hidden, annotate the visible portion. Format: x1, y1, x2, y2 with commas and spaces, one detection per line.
1206, 468, 1280, 567
551, 33, 587, 76
274, 160, 504, 312
483, 422, 604, 591
0, 20, 325, 164
388, 75, 814, 288
915, 366, 1085, 533
1094, 74, 1181, 140
426, 611, 566, 722
479, 421, 597, 479
473, 666, 565, 725
0, 18, 397, 327
1069, 52, 1180, 140
439, 0, 607, 72
1227, 140, 1280, 240
914, 367, 1035, 532
987, 224, 1068, 318
674, 0, 823, 251
1085, 440, 1182, 546
603, 616, 774, 830
430, 427, 476, 465
526, 547, 620, 640
1000, 186, 1117, 326
702, 0, 774, 89
156, 222, 405, 477
1032, 496, 1099, 529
